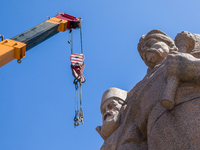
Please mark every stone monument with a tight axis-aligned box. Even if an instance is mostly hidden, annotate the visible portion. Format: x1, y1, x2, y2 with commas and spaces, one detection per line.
97, 29, 200, 150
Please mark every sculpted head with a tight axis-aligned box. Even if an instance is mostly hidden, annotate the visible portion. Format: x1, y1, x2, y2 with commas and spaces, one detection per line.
138, 29, 178, 68
96, 88, 127, 140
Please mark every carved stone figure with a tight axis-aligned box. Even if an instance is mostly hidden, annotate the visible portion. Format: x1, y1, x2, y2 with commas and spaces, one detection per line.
98, 29, 200, 150
96, 88, 127, 150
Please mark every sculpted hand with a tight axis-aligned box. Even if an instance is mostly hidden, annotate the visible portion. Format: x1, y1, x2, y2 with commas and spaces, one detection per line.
165, 51, 200, 83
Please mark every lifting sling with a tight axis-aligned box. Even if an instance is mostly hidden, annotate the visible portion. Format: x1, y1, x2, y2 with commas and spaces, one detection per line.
69, 26, 85, 128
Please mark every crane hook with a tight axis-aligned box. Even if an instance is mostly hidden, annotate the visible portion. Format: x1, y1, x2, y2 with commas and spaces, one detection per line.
0, 35, 4, 41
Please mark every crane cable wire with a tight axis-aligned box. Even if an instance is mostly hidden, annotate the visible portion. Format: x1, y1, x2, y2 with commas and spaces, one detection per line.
80, 25, 83, 54
69, 30, 73, 54
79, 24, 84, 124
69, 24, 83, 54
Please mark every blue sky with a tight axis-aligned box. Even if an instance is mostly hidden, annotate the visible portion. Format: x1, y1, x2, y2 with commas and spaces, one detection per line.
0, 0, 200, 150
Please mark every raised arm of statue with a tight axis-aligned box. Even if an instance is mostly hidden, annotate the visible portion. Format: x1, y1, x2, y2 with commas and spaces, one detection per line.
165, 51, 200, 83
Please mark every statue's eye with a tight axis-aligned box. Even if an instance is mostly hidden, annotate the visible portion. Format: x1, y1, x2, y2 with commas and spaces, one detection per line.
108, 101, 117, 109
145, 41, 151, 47
108, 103, 112, 109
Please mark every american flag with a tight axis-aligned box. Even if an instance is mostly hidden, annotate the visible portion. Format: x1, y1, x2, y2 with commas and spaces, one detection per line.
70, 54, 85, 65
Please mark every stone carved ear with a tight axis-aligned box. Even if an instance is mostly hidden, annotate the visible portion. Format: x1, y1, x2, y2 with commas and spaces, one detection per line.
96, 126, 107, 140
169, 43, 178, 52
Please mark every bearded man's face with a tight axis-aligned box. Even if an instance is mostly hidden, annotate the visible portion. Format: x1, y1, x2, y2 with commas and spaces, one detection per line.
100, 98, 122, 137
140, 38, 170, 68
